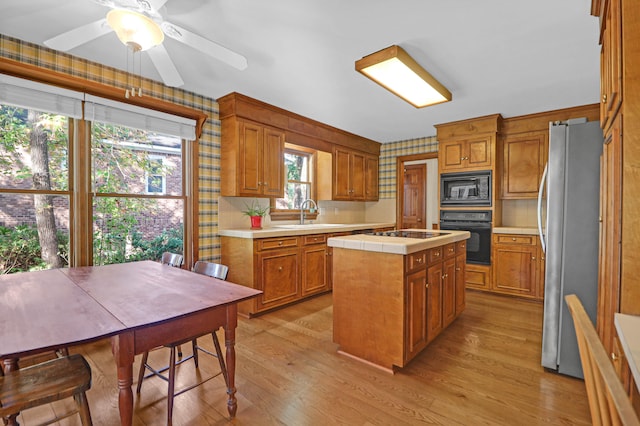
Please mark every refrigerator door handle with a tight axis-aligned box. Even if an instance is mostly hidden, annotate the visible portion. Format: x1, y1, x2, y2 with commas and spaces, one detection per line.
537, 163, 548, 253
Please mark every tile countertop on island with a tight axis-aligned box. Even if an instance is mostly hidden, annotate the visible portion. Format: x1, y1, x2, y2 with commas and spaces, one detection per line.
327, 229, 470, 255
218, 222, 396, 239
493, 227, 539, 235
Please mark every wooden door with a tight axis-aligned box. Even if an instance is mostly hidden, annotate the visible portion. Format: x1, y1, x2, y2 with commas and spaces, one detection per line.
239, 120, 262, 195
401, 164, 426, 229
405, 269, 428, 359
262, 127, 285, 197
466, 137, 493, 169
333, 148, 351, 200
301, 244, 328, 296
257, 248, 300, 311
350, 151, 366, 200
502, 132, 547, 199
492, 239, 537, 299
442, 257, 456, 327
365, 155, 379, 201
440, 140, 465, 171
426, 262, 443, 342
455, 250, 466, 314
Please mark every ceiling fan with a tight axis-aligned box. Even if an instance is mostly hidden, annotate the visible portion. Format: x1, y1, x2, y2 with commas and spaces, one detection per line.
43, 0, 248, 87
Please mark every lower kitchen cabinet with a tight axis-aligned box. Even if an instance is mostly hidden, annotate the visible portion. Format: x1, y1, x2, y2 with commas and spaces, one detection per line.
455, 241, 467, 313
491, 233, 544, 300
221, 234, 331, 316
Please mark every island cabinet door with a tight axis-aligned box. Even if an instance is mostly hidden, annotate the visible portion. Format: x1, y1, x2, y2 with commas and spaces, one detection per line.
443, 257, 456, 327
426, 263, 444, 343
256, 248, 300, 310
455, 251, 467, 314
405, 268, 428, 361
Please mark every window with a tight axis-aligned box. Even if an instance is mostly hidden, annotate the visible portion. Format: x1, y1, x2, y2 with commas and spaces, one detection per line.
270, 145, 319, 221
0, 75, 197, 272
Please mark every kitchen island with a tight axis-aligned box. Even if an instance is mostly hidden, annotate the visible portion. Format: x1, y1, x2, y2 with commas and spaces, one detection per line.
328, 229, 470, 372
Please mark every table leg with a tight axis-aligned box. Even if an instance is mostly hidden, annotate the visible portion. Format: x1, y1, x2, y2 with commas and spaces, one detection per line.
111, 332, 135, 426
2, 359, 19, 426
224, 310, 238, 418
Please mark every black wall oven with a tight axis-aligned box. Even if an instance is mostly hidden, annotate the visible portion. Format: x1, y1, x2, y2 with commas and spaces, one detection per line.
439, 210, 492, 265
440, 170, 491, 207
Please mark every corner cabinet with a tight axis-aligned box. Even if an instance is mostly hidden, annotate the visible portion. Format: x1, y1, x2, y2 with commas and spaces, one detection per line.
221, 117, 285, 197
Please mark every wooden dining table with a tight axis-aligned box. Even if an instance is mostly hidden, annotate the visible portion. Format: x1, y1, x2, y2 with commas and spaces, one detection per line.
0, 260, 261, 425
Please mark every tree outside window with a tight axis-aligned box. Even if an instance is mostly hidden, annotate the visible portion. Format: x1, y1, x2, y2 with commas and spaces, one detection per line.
276, 149, 312, 210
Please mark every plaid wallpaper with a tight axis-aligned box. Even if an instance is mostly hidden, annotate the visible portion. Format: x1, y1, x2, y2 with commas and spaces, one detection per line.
0, 34, 222, 261
379, 135, 438, 199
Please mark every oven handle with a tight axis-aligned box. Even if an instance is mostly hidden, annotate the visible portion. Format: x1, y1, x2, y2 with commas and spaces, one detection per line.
440, 222, 491, 230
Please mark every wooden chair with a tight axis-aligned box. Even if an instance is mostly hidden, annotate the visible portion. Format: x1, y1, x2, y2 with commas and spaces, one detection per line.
136, 260, 229, 425
0, 354, 93, 425
565, 294, 640, 426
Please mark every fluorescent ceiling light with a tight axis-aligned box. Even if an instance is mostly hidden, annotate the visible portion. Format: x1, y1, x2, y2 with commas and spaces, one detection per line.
107, 9, 164, 52
355, 45, 451, 108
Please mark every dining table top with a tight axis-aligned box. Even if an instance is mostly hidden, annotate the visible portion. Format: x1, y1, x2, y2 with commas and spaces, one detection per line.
0, 260, 262, 359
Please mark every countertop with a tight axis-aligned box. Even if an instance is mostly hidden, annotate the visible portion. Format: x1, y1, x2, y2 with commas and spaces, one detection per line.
614, 313, 640, 392
218, 222, 396, 239
493, 227, 539, 235
327, 229, 470, 255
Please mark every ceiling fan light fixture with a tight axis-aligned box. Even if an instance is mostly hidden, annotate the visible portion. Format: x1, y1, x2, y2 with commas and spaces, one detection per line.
355, 45, 451, 108
106, 9, 164, 52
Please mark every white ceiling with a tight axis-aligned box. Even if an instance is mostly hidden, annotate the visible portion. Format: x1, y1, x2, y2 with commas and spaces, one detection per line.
0, 0, 600, 143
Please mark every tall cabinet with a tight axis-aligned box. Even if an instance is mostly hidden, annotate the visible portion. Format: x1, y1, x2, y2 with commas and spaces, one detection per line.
592, 0, 640, 404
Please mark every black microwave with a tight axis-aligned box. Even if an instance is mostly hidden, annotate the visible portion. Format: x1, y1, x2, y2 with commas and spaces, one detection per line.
440, 170, 492, 206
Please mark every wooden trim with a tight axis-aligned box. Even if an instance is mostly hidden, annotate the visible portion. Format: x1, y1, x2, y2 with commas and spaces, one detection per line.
434, 114, 502, 139
218, 92, 380, 156
0, 57, 208, 138
500, 104, 600, 134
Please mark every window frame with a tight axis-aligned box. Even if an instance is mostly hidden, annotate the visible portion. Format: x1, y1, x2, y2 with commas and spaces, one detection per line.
269, 144, 318, 221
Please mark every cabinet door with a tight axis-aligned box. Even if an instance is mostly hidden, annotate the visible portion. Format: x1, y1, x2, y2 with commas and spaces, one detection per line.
440, 140, 465, 171
600, 0, 622, 131
405, 269, 428, 360
333, 148, 352, 200
426, 263, 443, 342
466, 137, 492, 169
502, 132, 547, 199
442, 258, 456, 327
301, 244, 328, 296
239, 120, 263, 195
492, 240, 537, 298
262, 127, 285, 197
256, 248, 299, 311
455, 252, 466, 314
365, 155, 379, 201
350, 151, 366, 200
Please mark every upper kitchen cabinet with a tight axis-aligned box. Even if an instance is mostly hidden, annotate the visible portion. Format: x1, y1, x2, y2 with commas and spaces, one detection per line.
332, 148, 379, 201
436, 114, 501, 174
221, 117, 284, 197
597, 0, 622, 132
218, 92, 381, 200
499, 105, 599, 199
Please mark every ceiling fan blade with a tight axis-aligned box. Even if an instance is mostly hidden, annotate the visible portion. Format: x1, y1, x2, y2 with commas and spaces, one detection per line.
43, 19, 112, 51
147, 44, 184, 87
161, 21, 248, 70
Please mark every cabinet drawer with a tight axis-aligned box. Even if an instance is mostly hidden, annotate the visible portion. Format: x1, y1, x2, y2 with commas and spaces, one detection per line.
443, 243, 456, 259
406, 250, 427, 273
495, 234, 535, 245
428, 247, 443, 264
456, 240, 467, 253
303, 234, 327, 245
257, 236, 299, 251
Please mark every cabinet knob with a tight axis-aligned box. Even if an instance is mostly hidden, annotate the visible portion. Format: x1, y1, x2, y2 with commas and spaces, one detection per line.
278, 241, 283, 245
455, 267, 461, 271
416, 258, 423, 264
434, 252, 440, 257
425, 283, 429, 288
602, 94, 608, 104
258, 182, 262, 186
611, 352, 618, 361
264, 182, 268, 186
278, 266, 283, 272
512, 237, 517, 241
532, 256, 536, 261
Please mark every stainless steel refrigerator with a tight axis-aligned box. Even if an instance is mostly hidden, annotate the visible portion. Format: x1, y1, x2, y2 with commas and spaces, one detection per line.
538, 118, 603, 379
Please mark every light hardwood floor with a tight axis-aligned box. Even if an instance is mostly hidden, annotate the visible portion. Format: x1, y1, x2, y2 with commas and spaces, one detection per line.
15, 291, 591, 425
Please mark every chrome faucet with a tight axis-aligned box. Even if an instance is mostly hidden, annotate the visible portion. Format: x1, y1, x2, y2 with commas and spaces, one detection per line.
299, 199, 318, 225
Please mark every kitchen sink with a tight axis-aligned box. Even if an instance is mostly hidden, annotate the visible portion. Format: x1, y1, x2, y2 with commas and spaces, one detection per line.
273, 224, 346, 229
